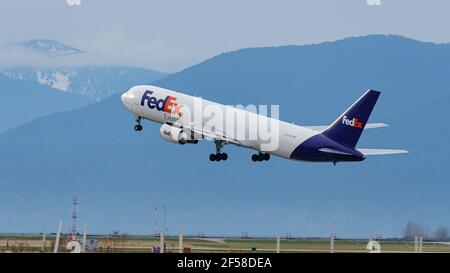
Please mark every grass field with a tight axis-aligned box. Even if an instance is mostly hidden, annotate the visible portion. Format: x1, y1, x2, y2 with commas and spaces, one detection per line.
1, 234, 450, 253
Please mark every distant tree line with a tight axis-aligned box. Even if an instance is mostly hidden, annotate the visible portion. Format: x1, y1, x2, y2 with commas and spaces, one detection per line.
403, 222, 449, 241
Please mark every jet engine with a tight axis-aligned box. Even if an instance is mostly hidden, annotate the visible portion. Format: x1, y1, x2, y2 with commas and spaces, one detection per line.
159, 124, 199, 145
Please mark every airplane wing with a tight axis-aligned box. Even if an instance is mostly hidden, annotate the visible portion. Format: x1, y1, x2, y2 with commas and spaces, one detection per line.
201, 130, 243, 146
305, 123, 389, 131
178, 124, 243, 146
357, 148, 409, 156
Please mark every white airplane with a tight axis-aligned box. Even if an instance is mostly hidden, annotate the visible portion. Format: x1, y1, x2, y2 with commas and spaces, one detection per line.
121, 85, 408, 163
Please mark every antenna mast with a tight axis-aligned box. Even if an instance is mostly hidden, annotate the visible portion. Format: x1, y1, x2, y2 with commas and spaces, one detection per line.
69, 195, 78, 241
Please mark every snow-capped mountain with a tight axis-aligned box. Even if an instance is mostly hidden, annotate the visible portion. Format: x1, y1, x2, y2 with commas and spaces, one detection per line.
0, 39, 167, 131
12, 39, 82, 57
1, 39, 168, 101
3, 66, 167, 101
0, 73, 92, 133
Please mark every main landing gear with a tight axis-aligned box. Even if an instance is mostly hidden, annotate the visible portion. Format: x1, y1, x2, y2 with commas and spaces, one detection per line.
209, 139, 228, 162
134, 116, 143, 131
251, 152, 270, 162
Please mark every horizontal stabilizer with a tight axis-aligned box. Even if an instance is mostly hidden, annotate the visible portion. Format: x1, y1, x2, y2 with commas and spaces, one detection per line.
306, 122, 389, 131
358, 148, 409, 156
364, 123, 389, 129
318, 148, 353, 155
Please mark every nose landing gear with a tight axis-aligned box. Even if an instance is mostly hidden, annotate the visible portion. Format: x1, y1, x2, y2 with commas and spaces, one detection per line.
134, 117, 143, 131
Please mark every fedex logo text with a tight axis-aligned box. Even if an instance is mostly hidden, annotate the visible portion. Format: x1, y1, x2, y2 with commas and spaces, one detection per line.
342, 115, 363, 129
141, 90, 182, 116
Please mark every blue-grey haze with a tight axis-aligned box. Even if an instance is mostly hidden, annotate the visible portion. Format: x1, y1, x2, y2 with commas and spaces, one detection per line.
0, 35, 448, 238
1, 0, 450, 72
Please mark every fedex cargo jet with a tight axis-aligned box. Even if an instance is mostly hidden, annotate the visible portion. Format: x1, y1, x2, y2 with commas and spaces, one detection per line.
121, 85, 408, 164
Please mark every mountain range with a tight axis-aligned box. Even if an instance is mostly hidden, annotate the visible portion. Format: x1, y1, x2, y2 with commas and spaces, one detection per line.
0, 39, 167, 132
0, 73, 91, 133
9, 39, 83, 57
2, 66, 166, 101
0, 35, 449, 237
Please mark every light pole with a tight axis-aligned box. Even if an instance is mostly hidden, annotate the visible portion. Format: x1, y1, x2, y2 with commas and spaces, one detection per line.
163, 204, 167, 234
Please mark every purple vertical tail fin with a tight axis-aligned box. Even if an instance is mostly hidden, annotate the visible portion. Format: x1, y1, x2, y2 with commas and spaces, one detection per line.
323, 89, 381, 148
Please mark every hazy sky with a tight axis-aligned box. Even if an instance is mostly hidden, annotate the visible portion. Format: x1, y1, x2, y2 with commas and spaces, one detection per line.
1, 0, 449, 72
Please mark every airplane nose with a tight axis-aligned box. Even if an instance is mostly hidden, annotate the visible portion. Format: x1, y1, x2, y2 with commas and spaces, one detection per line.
121, 90, 133, 106
120, 92, 128, 105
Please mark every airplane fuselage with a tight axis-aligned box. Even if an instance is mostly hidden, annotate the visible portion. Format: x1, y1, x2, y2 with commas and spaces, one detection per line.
121, 85, 365, 163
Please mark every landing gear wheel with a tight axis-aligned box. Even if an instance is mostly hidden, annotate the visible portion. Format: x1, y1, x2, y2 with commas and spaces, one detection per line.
215, 153, 222, 161
251, 154, 258, 162
263, 153, 270, 161
257, 153, 264, 161
209, 154, 216, 161
221, 153, 228, 161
